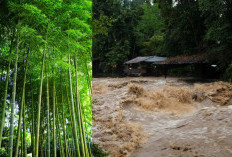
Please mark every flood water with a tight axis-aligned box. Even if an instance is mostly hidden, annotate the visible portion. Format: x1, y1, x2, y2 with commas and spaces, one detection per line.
93, 77, 232, 157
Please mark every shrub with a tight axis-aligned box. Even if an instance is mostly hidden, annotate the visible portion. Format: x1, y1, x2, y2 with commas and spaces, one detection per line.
0, 148, 7, 157
223, 64, 232, 82
92, 143, 110, 157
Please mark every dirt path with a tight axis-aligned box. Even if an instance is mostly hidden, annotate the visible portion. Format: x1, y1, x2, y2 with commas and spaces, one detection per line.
93, 77, 232, 157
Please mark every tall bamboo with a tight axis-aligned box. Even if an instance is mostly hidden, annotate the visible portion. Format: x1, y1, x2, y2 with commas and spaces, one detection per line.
0, 56, 11, 148
61, 94, 68, 157
53, 74, 57, 157
39, 110, 45, 157
14, 51, 29, 157
83, 52, 93, 157
23, 99, 27, 157
31, 82, 35, 157
56, 101, 64, 157
35, 51, 46, 157
21, 129, 23, 156
59, 71, 68, 157
65, 87, 74, 157
44, 134, 47, 157
0, 31, 14, 148
68, 54, 80, 157
39, 101, 46, 157
8, 29, 19, 157
74, 56, 89, 157
46, 66, 51, 157
67, 132, 72, 157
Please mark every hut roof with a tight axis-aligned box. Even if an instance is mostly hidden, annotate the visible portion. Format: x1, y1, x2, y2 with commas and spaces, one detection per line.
155, 53, 208, 65
145, 56, 168, 63
124, 56, 151, 64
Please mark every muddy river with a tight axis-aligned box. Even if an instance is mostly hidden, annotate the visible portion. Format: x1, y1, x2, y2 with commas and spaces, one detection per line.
93, 77, 232, 157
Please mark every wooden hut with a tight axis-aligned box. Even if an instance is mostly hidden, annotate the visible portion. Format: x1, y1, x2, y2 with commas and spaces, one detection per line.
152, 53, 218, 78
123, 56, 167, 76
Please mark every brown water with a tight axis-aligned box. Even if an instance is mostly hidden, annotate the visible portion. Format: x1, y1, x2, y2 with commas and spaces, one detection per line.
93, 77, 232, 157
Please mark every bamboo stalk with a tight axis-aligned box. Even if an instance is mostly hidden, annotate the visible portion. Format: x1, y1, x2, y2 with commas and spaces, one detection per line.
56, 100, 64, 157
68, 54, 80, 157
0, 30, 14, 148
46, 64, 51, 157
31, 81, 35, 157
8, 28, 19, 157
35, 51, 46, 157
15, 51, 29, 157
74, 55, 89, 157
60, 71, 68, 157
23, 99, 27, 157
53, 73, 57, 157
61, 92, 68, 157
65, 88, 74, 157
39, 101, 46, 157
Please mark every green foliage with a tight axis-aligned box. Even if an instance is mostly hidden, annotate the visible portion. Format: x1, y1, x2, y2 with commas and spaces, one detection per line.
93, 14, 114, 36
198, 0, 232, 73
93, 0, 150, 74
92, 143, 110, 157
93, 0, 232, 77
140, 34, 163, 55
136, 3, 164, 55
0, 147, 7, 157
0, 0, 92, 156
223, 64, 232, 82
158, 0, 206, 56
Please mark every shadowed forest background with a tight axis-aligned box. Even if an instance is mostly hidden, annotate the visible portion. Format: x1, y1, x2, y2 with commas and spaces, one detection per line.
93, 0, 232, 80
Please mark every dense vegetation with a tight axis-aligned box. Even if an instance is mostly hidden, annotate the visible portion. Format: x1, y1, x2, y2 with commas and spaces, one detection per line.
93, 0, 232, 79
0, 0, 92, 157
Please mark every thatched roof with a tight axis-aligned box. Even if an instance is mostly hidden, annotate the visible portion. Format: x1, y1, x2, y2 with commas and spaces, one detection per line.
155, 53, 208, 65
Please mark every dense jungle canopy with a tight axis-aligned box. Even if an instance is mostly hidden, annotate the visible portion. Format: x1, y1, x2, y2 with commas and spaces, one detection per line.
93, 0, 232, 80
0, 0, 92, 157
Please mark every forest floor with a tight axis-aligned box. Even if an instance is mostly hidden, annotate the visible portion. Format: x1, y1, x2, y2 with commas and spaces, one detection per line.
92, 77, 232, 157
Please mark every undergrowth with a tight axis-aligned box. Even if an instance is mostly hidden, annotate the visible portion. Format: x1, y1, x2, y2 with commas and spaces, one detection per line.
92, 143, 110, 157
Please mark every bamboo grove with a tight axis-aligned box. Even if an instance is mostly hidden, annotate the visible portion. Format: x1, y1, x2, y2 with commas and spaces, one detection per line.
0, 0, 92, 157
